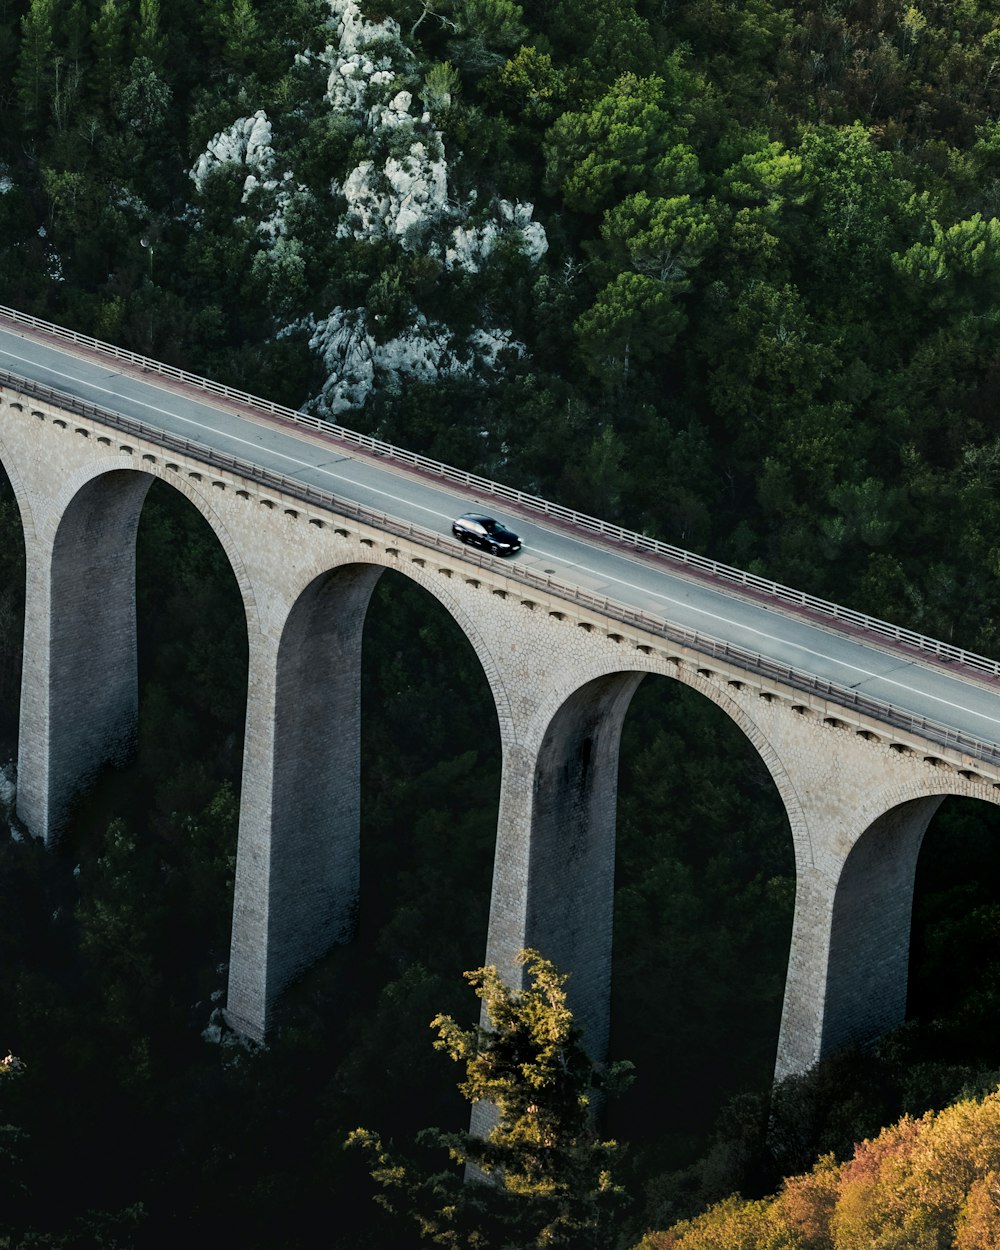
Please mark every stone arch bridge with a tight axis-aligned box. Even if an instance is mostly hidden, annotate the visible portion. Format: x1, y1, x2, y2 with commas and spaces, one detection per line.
2, 308, 1000, 1084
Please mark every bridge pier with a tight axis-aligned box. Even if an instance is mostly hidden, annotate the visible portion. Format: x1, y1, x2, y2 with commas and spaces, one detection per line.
226, 564, 383, 1040
469, 668, 642, 1138
483, 671, 644, 1058
776, 793, 943, 1078
17, 469, 151, 845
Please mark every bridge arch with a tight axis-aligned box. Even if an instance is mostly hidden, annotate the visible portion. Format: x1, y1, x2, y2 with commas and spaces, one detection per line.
15, 457, 258, 844
823, 793, 944, 1057
42, 457, 260, 629
821, 777, 1000, 1059
268, 551, 517, 745
908, 794, 1000, 1035
481, 651, 806, 1071
227, 550, 513, 1038
611, 672, 798, 1146
518, 658, 814, 872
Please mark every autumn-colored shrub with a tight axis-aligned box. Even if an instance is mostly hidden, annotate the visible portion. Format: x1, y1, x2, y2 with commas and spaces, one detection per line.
774, 1153, 838, 1250
955, 1171, 1000, 1250
644, 1088, 1000, 1250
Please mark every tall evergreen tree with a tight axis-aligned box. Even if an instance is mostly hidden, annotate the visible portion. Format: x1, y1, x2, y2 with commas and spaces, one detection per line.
349, 950, 633, 1249
90, 0, 128, 109
15, 0, 57, 135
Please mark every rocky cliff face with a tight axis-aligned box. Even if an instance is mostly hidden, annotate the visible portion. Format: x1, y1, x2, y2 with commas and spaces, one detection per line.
189, 0, 547, 418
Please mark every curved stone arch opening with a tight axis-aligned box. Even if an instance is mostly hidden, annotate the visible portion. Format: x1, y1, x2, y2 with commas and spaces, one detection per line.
835, 773, 1000, 860
512, 661, 797, 1144
269, 548, 517, 747
908, 793, 1000, 1035
612, 672, 799, 1145
827, 780, 1000, 1059
484, 655, 799, 1105
522, 659, 814, 876
229, 555, 506, 1044
16, 459, 256, 845
43, 457, 260, 631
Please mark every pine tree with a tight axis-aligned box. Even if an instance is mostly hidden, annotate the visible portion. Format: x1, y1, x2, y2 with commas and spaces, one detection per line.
348, 950, 633, 1249
137, 0, 167, 72
90, 0, 128, 109
14, 0, 57, 136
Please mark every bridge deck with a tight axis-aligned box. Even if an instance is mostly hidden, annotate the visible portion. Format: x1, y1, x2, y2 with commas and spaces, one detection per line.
1, 311, 999, 757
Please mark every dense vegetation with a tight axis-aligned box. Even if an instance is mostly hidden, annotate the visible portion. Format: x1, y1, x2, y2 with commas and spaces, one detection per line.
0, 0, 999, 1246
639, 1087, 1000, 1249
350, 950, 636, 1249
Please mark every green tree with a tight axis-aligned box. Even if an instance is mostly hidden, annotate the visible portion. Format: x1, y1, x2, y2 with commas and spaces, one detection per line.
349, 950, 632, 1248
51, 0, 90, 133
116, 55, 172, 134
594, 192, 718, 285
14, 0, 57, 135
90, 0, 128, 108
535, 0, 656, 81
575, 270, 687, 381
218, 0, 262, 72
441, 0, 526, 76
544, 69, 703, 214
422, 60, 461, 112
892, 213, 1000, 316
137, 0, 167, 71
491, 45, 566, 124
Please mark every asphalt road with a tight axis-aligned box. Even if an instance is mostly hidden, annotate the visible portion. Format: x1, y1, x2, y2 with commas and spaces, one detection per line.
1, 316, 999, 749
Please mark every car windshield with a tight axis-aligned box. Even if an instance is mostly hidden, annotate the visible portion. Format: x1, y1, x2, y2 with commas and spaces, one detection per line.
483, 520, 506, 535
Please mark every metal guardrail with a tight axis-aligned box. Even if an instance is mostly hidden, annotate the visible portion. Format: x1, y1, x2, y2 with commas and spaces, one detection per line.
2, 302, 1000, 681
3, 368, 1000, 774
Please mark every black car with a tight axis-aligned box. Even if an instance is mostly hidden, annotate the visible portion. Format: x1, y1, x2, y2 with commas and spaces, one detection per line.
452, 513, 522, 556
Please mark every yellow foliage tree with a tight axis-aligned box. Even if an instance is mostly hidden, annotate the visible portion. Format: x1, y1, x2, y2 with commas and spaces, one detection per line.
641, 1088, 1000, 1250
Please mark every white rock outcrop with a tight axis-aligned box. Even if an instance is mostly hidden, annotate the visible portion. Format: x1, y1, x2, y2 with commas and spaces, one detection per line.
307, 308, 523, 417
190, 110, 276, 191
189, 0, 549, 414
189, 110, 305, 239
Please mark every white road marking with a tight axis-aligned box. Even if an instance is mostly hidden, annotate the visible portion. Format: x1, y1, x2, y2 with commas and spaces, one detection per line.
3, 341, 1000, 734
519, 544, 1000, 729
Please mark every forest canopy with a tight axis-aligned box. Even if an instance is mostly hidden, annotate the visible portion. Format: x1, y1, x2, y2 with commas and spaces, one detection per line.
0, 0, 1000, 1247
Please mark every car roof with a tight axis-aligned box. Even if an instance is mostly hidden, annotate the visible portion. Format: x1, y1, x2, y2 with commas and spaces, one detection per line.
459, 513, 492, 523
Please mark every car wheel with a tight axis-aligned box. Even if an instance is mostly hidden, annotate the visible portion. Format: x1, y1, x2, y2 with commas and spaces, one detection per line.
490, 542, 500, 555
